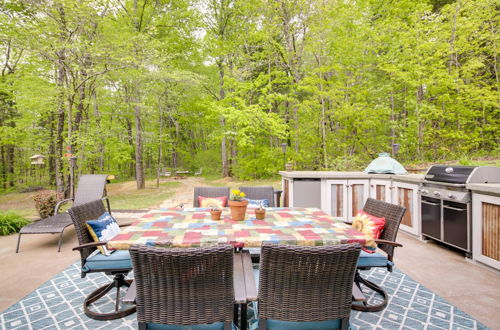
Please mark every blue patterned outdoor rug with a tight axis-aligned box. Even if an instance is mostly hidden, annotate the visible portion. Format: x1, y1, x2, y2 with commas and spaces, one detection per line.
0, 263, 488, 330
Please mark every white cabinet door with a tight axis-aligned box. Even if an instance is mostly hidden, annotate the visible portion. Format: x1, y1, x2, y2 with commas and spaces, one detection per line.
472, 193, 500, 270
370, 179, 392, 203
326, 179, 369, 221
391, 181, 420, 236
348, 180, 370, 220
325, 180, 348, 221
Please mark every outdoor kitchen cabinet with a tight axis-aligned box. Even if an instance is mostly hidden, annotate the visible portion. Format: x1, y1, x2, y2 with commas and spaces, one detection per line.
325, 179, 370, 222
369, 179, 392, 203
280, 171, 424, 235
391, 181, 420, 236
471, 189, 500, 271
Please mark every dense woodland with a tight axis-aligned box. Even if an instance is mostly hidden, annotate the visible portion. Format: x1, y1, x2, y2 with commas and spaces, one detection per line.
0, 0, 498, 194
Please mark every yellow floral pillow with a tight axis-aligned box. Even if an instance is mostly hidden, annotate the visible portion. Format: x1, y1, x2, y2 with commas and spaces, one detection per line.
198, 196, 227, 208
352, 211, 386, 253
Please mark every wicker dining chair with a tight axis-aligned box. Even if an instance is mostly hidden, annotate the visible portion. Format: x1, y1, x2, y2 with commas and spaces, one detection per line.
193, 186, 230, 207
258, 242, 361, 330
16, 174, 111, 253
130, 244, 235, 330
239, 186, 282, 207
68, 200, 135, 320
352, 198, 406, 312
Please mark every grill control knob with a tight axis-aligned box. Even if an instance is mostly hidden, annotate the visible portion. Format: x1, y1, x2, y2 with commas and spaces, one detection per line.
433, 191, 441, 197
421, 189, 428, 194
448, 193, 456, 199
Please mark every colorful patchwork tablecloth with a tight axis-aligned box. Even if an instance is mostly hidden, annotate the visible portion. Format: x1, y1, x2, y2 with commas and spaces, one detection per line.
107, 207, 370, 250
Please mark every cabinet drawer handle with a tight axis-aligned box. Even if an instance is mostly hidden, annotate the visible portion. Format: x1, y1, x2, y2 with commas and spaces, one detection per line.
422, 201, 439, 206
443, 205, 466, 212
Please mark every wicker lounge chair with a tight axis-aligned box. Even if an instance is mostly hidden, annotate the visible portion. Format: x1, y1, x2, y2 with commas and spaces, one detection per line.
193, 186, 230, 207
68, 199, 136, 320
238, 186, 282, 207
129, 244, 236, 329
257, 242, 361, 329
352, 198, 406, 312
16, 174, 110, 253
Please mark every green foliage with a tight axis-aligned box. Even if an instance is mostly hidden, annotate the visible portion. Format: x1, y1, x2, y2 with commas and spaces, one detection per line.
0, 211, 29, 235
0, 0, 498, 190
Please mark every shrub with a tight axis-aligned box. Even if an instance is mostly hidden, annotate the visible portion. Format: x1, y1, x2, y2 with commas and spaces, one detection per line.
33, 190, 62, 218
0, 211, 29, 235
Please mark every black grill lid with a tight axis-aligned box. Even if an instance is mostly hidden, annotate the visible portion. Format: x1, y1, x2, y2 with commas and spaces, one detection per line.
424, 165, 477, 184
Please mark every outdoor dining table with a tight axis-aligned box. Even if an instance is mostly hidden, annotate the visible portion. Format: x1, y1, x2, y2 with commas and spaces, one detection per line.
107, 207, 372, 250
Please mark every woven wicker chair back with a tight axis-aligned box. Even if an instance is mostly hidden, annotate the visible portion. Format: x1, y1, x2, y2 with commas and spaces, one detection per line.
73, 174, 108, 206
130, 245, 234, 326
238, 186, 275, 207
258, 243, 361, 322
193, 187, 230, 207
362, 198, 406, 257
68, 200, 107, 262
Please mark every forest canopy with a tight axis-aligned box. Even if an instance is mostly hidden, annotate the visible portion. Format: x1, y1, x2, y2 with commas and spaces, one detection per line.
0, 0, 498, 193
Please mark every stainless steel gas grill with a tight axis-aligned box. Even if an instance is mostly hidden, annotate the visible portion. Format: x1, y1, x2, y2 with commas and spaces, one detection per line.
419, 165, 500, 257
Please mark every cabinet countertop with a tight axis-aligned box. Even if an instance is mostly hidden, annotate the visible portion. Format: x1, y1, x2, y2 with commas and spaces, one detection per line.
468, 183, 500, 196
279, 171, 424, 183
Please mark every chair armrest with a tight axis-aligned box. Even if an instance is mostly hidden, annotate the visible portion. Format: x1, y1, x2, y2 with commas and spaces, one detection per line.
374, 239, 403, 248
55, 198, 73, 214
123, 280, 136, 304
102, 196, 112, 214
72, 241, 106, 251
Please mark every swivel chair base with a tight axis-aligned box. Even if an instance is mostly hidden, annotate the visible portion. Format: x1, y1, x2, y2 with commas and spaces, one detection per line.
84, 273, 136, 320
351, 271, 388, 312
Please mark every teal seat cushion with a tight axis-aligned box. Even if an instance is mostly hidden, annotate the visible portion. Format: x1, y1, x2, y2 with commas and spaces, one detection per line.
266, 319, 342, 330
83, 250, 132, 272
146, 322, 236, 330
357, 250, 391, 268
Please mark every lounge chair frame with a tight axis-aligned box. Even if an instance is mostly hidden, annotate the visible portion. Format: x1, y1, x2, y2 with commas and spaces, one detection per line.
16, 174, 110, 253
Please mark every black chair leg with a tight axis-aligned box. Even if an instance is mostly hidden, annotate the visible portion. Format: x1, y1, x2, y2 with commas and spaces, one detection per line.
16, 233, 22, 253
240, 303, 247, 330
57, 230, 65, 252
234, 304, 239, 327
352, 271, 388, 312
84, 273, 136, 320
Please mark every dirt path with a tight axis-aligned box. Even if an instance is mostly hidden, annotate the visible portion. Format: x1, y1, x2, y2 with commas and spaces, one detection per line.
159, 177, 205, 208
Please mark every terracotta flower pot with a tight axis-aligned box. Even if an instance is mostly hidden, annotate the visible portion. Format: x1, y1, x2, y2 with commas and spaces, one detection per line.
210, 209, 222, 220
255, 208, 266, 220
228, 200, 249, 221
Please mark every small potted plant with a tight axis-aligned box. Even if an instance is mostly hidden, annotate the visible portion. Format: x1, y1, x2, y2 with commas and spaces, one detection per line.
228, 189, 248, 221
210, 207, 222, 220
255, 201, 266, 220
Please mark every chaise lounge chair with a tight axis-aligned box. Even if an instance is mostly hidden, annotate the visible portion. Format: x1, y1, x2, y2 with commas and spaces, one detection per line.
16, 174, 110, 253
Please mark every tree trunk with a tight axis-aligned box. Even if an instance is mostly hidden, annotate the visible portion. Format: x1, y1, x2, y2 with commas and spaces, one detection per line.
55, 53, 66, 195
156, 103, 163, 188
134, 91, 145, 189
217, 59, 229, 177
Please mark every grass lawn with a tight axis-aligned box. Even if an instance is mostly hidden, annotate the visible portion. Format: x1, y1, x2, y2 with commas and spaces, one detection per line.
0, 179, 183, 219
0, 176, 283, 220
108, 180, 182, 210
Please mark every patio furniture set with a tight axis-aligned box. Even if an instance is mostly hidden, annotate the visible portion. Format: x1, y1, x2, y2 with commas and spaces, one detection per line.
17, 177, 406, 329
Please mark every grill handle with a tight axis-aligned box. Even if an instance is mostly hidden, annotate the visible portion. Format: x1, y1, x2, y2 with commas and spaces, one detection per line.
443, 205, 466, 212
422, 200, 440, 206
